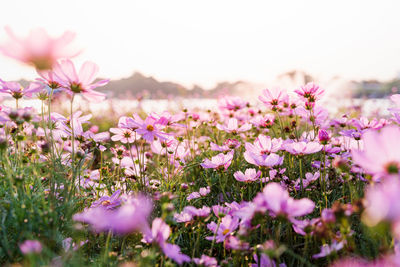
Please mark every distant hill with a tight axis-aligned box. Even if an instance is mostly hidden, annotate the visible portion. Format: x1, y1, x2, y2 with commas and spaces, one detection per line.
97, 72, 247, 99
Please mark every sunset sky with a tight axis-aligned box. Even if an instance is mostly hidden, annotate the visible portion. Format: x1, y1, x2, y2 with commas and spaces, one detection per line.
0, 0, 399, 88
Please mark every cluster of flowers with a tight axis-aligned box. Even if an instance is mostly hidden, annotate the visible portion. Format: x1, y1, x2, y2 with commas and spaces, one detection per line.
2, 27, 400, 266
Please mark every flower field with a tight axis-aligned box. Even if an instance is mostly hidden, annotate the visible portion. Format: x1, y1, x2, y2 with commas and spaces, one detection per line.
2, 29, 400, 267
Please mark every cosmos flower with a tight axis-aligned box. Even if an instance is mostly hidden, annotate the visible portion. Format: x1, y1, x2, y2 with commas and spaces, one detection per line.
234, 168, 261, 182
0, 80, 43, 99
253, 182, 315, 220
19, 240, 43, 254
193, 255, 219, 266
201, 150, 234, 170
218, 95, 248, 111
143, 218, 191, 265
206, 215, 240, 243
258, 88, 289, 110
244, 152, 283, 168
73, 195, 152, 235
351, 126, 400, 177
284, 141, 322, 155
294, 82, 324, 103
0, 27, 79, 70
53, 59, 109, 102
216, 118, 252, 134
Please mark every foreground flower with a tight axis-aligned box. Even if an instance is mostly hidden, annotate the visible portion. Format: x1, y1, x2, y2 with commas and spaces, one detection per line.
362, 176, 400, 234
0, 27, 79, 70
19, 240, 42, 254
73, 195, 152, 234
254, 182, 315, 220
201, 150, 234, 170
53, 59, 109, 102
351, 126, 400, 178
313, 241, 344, 259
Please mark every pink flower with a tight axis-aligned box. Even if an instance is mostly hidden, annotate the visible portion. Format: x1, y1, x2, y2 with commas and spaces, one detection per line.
73, 195, 152, 235
19, 240, 42, 254
294, 82, 324, 103
284, 141, 322, 155
143, 218, 191, 265
253, 183, 315, 220
258, 88, 289, 110
217, 118, 252, 134
0, 27, 79, 70
206, 215, 239, 243
363, 176, 400, 229
244, 152, 283, 168
234, 169, 261, 182
110, 127, 135, 143
193, 255, 218, 266
245, 135, 282, 155
313, 241, 344, 259
53, 59, 109, 102
201, 150, 234, 170
218, 95, 248, 111
0, 80, 43, 99
128, 115, 169, 142
351, 126, 400, 177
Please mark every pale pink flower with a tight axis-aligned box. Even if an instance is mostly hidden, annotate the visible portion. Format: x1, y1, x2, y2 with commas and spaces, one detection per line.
201, 150, 234, 170
0, 80, 43, 99
0, 27, 79, 70
206, 215, 239, 243
53, 59, 109, 102
234, 168, 261, 182
217, 118, 252, 134
218, 95, 248, 111
19, 240, 42, 254
284, 141, 322, 155
245, 135, 282, 155
351, 126, 400, 177
294, 82, 324, 102
313, 241, 344, 259
253, 182, 315, 220
258, 88, 289, 110
244, 152, 283, 168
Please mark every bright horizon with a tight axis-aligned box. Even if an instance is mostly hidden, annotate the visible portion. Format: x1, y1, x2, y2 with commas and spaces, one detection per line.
0, 0, 400, 89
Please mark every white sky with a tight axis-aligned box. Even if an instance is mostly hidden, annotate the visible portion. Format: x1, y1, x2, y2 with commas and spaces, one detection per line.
0, 0, 399, 88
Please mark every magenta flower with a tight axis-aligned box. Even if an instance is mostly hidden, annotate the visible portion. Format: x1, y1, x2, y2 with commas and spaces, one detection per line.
234, 168, 261, 182
258, 88, 288, 110
0, 27, 79, 70
201, 150, 234, 170
253, 182, 315, 220
53, 59, 109, 102
0, 80, 43, 99
19, 240, 42, 254
284, 141, 322, 155
206, 215, 239, 243
352, 126, 400, 177
217, 118, 252, 134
